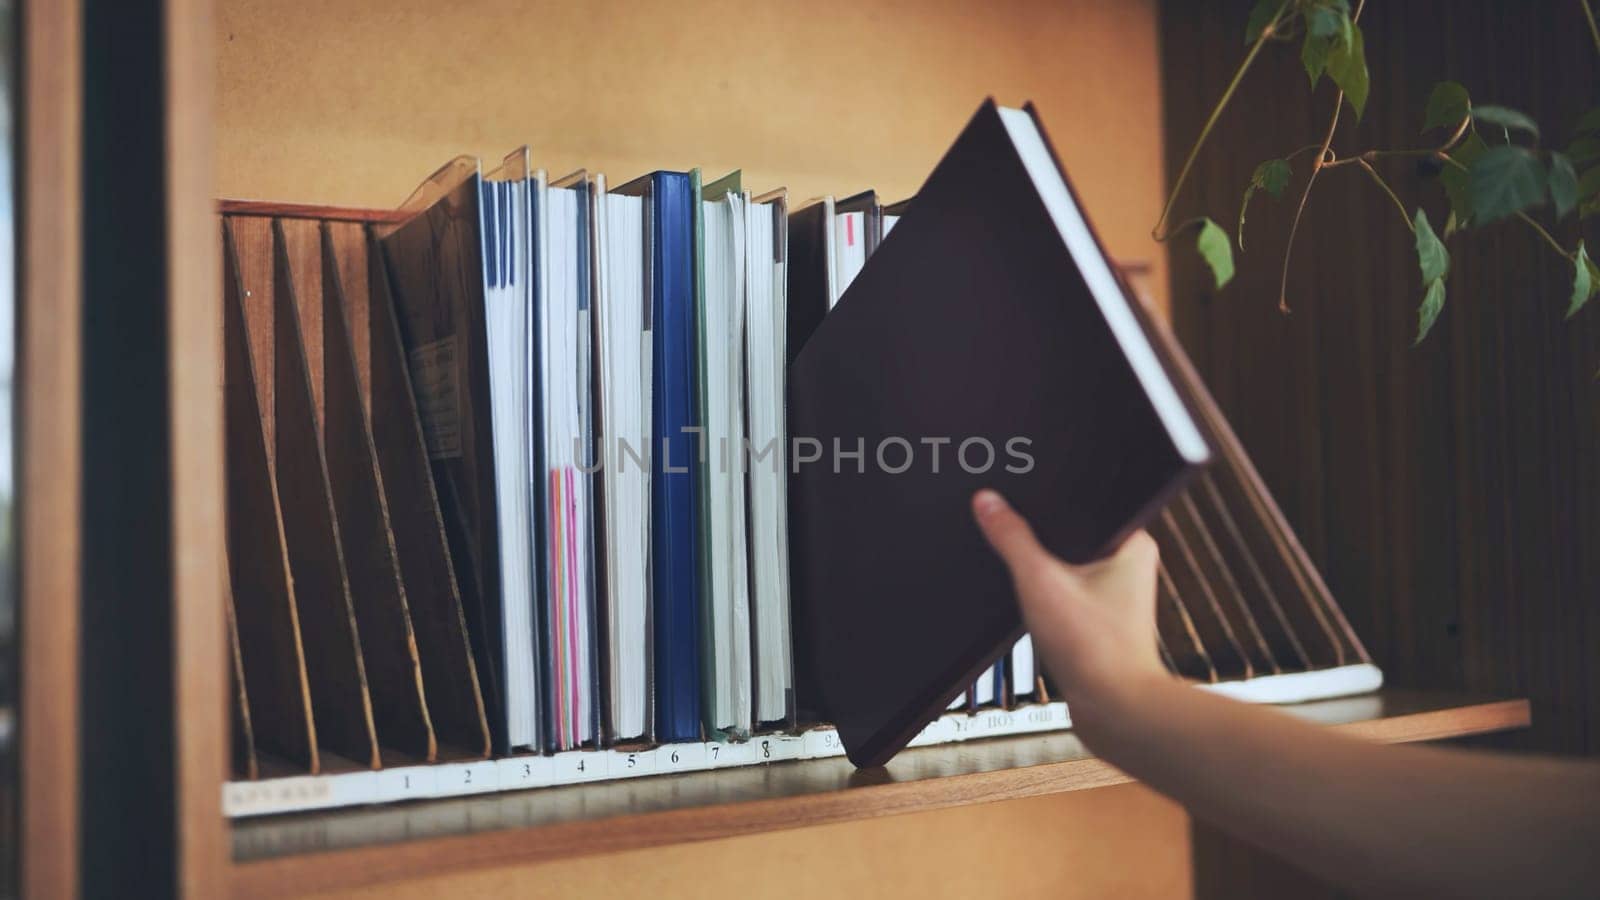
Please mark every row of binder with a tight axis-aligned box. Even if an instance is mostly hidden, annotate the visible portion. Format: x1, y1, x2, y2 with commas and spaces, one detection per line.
222, 134, 1379, 816
220, 168, 1049, 789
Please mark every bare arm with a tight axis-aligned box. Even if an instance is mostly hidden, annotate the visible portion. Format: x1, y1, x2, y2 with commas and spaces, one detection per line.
972, 489, 1600, 900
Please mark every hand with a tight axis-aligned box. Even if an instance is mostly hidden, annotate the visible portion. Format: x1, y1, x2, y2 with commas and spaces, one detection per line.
972, 488, 1168, 736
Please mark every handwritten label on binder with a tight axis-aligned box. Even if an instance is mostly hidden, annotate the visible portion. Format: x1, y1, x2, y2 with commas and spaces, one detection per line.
406, 335, 462, 459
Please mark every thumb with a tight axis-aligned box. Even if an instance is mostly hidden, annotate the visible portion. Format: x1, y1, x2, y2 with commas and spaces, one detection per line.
972, 489, 1051, 582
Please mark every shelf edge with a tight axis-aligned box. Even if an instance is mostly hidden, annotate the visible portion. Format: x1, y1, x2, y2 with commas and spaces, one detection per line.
229, 695, 1532, 899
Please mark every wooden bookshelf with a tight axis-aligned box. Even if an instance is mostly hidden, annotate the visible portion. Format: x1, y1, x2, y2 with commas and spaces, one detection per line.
226, 691, 1530, 899
11, 1, 1538, 898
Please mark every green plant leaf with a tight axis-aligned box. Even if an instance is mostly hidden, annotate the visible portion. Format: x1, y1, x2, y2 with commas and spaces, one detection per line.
1443, 210, 1459, 238
1244, 0, 1289, 43
1550, 152, 1579, 218
1575, 106, 1600, 135
1237, 159, 1293, 250
1257, 158, 1292, 197
1579, 165, 1600, 201
1568, 242, 1594, 318
1197, 218, 1235, 289
1422, 81, 1471, 133
1415, 278, 1446, 345
1301, 31, 1331, 85
1325, 24, 1369, 118
1583, 195, 1600, 219
1471, 105, 1540, 140
1305, 6, 1344, 40
1440, 133, 1487, 225
1469, 145, 1546, 224
1565, 137, 1600, 167
1413, 209, 1450, 284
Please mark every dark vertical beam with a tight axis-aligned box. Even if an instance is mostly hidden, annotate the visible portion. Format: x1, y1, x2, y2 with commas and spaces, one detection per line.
79, 0, 174, 895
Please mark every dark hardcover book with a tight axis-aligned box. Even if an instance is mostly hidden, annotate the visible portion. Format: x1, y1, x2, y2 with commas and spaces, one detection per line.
614, 170, 704, 743
785, 198, 833, 367
787, 100, 1213, 767
379, 160, 512, 753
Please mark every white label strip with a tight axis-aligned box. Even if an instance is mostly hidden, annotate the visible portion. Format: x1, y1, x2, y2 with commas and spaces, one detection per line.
230, 679, 1380, 818
223, 770, 377, 817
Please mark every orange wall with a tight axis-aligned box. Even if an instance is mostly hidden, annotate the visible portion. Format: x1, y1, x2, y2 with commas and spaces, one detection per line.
217, 1, 1186, 896
216, 0, 1170, 310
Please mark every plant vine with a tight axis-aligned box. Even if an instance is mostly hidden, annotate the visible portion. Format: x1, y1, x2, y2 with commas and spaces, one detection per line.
1158, 0, 1600, 343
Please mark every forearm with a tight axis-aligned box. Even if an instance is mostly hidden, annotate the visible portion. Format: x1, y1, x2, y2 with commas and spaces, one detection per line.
1078, 677, 1600, 899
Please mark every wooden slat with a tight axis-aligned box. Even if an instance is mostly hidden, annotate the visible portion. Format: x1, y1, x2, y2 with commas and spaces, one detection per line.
269, 221, 380, 769
226, 692, 1529, 899
220, 199, 409, 224
223, 223, 318, 773
19, 1, 81, 896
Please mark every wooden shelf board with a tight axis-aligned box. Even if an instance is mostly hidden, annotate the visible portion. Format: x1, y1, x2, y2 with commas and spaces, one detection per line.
227, 690, 1529, 898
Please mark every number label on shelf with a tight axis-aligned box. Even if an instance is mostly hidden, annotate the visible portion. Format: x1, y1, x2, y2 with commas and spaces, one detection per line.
756, 735, 803, 762
802, 728, 847, 758
606, 748, 657, 779
432, 761, 499, 795
495, 754, 554, 791
708, 740, 757, 767
657, 742, 708, 772
552, 750, 608, 783
375, 766, 437, 802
